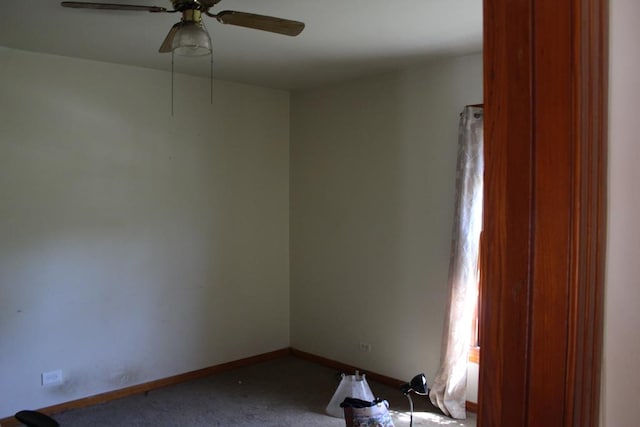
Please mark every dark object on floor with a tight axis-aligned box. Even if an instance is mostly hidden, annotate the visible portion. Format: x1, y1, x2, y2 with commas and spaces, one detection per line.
400, 373, 428, 396
400, 374, 428, 427
14, 410, 59, 427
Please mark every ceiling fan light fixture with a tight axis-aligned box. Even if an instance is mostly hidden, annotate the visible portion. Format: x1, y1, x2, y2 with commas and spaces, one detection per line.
172, 10, 212, 56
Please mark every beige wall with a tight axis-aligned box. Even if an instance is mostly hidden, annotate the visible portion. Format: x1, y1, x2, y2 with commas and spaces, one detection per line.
601, 0, 640, 425
289, 54, 483, 385
0, 48, 290, 418
0, 46, 485, 418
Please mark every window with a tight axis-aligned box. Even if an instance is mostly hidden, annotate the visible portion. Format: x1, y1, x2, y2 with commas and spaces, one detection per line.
469, 231, 482, 363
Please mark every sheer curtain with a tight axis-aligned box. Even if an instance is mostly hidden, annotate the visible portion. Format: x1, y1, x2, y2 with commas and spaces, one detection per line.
429, 106, 483, 419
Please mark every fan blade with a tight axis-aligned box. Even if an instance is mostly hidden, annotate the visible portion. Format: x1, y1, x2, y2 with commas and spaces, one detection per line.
159, 23, 181, 53
60, 2, 167, 12
214, 11, 304, 36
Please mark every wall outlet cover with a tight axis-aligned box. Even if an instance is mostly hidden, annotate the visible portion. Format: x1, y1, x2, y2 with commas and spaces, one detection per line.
42, 370, 63, 386
359, 342, 372, 352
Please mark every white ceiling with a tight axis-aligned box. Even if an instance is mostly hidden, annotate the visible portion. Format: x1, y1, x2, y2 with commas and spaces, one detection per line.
0, 1, 482, 90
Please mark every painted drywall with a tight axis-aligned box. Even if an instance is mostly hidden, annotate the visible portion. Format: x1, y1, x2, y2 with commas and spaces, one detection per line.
0, 48, 290, 418
601, 0, 640, 425
290, 54, 483, 388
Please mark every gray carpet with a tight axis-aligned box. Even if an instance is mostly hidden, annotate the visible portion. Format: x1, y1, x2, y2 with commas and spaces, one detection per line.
49, 356, 475, 426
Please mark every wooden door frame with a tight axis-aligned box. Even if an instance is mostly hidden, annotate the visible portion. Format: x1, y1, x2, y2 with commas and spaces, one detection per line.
479, 0, 608, 426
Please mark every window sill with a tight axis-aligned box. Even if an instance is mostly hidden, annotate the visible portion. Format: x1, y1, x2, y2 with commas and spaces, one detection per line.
469, 346, 480, 364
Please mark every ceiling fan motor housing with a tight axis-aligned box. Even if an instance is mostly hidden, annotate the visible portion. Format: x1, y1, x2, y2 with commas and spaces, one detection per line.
170, 0, 220, 12
181, 9, 203, 23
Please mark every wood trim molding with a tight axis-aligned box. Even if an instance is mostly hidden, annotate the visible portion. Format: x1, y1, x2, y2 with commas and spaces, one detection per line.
290, 348, 405, 389
564, 2, 608, 425
480, 0, 534, 423
479, 0, 608, 426
466, 400, 478, 413
0, 348, 291, 427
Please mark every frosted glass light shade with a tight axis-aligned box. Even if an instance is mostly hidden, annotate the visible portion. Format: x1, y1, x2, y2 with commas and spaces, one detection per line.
172, 22, 211, 56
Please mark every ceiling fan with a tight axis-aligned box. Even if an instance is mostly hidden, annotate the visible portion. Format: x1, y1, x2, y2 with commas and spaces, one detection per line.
60, 0, 305, 56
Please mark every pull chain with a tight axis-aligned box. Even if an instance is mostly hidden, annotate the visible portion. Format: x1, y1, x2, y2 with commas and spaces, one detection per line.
171, 50, 175, 116
210, 51, 213, 105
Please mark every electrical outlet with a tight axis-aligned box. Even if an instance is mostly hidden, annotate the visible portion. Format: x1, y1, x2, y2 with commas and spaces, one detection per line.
42, 370, 63, 386
359, 342, 372, 352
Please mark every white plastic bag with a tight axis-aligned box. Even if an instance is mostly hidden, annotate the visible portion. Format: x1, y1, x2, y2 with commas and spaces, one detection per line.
343, 399, 395, 427
326, 371, 375, 418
